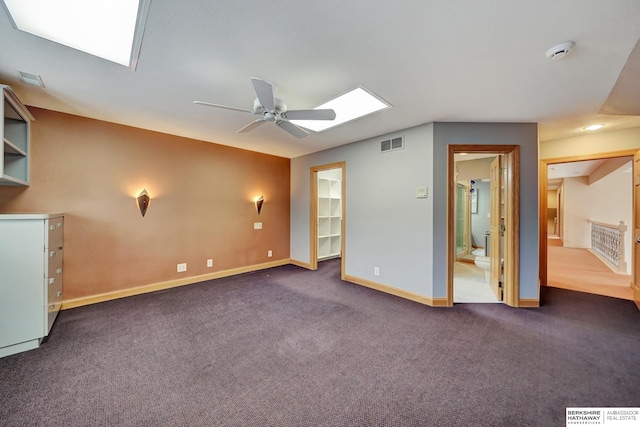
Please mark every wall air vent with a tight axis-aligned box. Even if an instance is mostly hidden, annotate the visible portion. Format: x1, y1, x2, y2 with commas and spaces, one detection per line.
380, 136, 404, 153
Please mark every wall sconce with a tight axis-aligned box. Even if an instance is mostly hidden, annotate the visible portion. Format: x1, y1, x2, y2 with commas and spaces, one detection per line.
255, 196, 264, 215
137, 189, 151, 217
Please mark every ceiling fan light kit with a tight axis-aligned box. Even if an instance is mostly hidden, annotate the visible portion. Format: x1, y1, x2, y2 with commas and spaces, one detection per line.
194, 77, 336, 138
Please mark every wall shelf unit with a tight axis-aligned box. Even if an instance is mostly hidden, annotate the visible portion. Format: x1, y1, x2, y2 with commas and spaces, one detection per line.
318, 171, 342, 260
1, 85, 35, 186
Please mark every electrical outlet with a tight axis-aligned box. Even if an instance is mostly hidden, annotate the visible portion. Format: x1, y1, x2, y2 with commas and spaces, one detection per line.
374, 267, 380, 276
268, 250, 272, 257
177, 263, 187, 272
207, 259, 213, 268
254, 222, 263, 230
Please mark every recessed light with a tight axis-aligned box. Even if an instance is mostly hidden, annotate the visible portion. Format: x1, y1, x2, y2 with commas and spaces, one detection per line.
583, 124, 604, 131
290, 86, 391, 132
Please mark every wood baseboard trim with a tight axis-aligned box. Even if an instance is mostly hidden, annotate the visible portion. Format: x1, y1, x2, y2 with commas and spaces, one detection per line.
290, 259, 312, 269
61, 259, 291, 310
343, 274, 448, 307
518, 298, 540, 308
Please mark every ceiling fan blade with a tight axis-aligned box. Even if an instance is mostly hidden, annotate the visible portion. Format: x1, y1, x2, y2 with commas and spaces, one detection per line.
193, 101, 252, 114
237, 118, 266, 133
276, 120, 309, 138
251, 77, 276, 111
284, 109, 336, 121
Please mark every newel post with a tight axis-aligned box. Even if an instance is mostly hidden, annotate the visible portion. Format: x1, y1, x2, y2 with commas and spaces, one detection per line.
618, 221, 627, 273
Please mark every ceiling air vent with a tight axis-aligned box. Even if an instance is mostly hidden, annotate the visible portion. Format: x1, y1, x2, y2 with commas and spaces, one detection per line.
380, 136, 404, 153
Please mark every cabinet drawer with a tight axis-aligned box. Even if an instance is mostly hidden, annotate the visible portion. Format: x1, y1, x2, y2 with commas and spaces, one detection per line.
48, 245, 63, 265
47, 219, 63, 247
46, 302, 61, 335
48, 246, 63, 277
46, 275, 63, 306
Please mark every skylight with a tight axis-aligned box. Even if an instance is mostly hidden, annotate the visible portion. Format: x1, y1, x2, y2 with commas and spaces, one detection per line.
291, 86, 391, 132
1, 0, 150, 68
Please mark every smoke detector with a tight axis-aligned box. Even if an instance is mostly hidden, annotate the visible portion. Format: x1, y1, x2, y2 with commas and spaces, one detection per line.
546, 41, 576, 60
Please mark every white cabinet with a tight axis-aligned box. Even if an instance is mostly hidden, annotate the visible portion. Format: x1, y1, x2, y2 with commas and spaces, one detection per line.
318, 175, 342, 260
1, 85, 34, 186
0, 214, 64, 358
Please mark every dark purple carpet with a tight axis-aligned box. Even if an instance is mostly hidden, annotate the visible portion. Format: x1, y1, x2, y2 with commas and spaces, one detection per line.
1, 259, 639, 426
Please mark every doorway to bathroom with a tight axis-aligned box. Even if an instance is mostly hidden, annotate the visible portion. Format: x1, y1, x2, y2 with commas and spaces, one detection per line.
454, 154, 500, 303
447, 145, 520, 306
309, 162, 346, 279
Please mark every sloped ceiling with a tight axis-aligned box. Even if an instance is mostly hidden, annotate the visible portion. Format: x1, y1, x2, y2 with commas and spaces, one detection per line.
0, 1, 639, 158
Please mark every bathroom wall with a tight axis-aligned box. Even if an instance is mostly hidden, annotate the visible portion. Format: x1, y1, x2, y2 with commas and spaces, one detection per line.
456, 157, 492, 181
470, 181, 490, 248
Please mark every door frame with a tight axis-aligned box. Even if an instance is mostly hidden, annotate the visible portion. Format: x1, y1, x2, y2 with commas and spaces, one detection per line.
309, 161, 346, 280
538, 149, 637, 287
447, 145, 520, 306
489, 155, 503, 300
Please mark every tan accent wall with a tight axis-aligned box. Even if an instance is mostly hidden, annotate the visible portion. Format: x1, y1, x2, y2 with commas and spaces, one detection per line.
0, 108, 290, 300
540, 127, 640, 159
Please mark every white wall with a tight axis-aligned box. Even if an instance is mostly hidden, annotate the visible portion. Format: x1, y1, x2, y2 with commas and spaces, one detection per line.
562, 177, 591, 248
291, 123, 435, 297
541, 129, 639, 275
291, 121, 538, 302
561, 165, 632, 273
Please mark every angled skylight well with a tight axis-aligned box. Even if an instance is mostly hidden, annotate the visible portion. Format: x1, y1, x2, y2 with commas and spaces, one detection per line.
291, 86, 391, 132
1, 0, 151, 68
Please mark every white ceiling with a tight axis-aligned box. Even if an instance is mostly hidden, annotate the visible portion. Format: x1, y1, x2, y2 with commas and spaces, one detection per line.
1, 1, 640, 159
547, 157, 633, 189
548, 159, 607, 180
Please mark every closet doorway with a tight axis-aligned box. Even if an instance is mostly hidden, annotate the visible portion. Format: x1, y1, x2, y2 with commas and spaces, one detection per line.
309, 162, 346, 279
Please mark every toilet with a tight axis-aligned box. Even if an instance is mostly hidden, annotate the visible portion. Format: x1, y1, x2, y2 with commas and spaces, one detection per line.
472, 249, 490, 282
474, 255, 491, 282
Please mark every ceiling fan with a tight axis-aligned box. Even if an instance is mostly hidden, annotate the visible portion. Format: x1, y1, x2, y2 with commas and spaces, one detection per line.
194, 77, 336, 138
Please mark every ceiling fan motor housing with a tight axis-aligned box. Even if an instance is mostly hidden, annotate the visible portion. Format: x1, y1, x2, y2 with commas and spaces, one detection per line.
194, 77, 331, 138
253, 97, 287, 116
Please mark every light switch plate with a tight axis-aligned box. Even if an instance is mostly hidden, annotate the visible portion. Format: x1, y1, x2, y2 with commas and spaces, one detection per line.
416, 186, 428, 198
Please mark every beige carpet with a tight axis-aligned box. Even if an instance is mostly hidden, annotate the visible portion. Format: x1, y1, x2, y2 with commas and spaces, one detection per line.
547, 238, 632, 300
